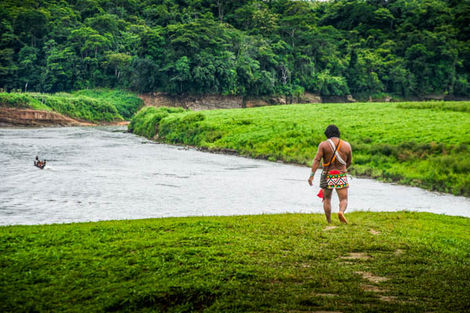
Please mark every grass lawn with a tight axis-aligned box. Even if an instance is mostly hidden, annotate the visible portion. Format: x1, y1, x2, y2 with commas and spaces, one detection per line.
129, 102, 470, 196
1, 212, 469, 312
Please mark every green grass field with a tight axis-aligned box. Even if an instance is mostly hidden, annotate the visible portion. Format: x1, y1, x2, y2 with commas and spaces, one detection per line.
0, 89, 143, 122
0, 212, 468, 312
129, 102, 470, 196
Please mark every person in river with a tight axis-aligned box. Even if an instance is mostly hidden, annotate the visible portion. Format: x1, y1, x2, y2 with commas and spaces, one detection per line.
308, 125, 352, 224
34, 156, 46, 169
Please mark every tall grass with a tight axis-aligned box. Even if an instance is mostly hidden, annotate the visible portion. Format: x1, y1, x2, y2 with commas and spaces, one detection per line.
130, 102, 470, 196
0, 93, 51, 111
397, 101, 470, 112
30, 94, 121, 122
71, 89, 143, 119
128, 106, 185, 138
0, 89, 143, 122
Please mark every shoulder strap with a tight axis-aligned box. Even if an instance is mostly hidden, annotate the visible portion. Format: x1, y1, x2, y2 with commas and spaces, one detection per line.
322, 140, 341, 168
330, 139, 346, 165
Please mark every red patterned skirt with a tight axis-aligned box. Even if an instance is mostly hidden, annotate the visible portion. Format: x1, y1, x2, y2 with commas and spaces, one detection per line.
320, 170, 349, 189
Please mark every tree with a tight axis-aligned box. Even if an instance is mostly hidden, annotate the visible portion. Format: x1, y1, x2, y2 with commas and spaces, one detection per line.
105, 52, 131, 85
316, 70, 350, 96
18, 45, 40, 92
170, 56, 191, 94
0, 19, 18, 90
0, 0, 467, 98
128, 57, 159, 93
42, 41, 76, 92
13, 9, 48, 47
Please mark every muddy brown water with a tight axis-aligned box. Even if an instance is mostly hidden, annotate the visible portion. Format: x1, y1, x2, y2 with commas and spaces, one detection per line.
1, 126, 468, 225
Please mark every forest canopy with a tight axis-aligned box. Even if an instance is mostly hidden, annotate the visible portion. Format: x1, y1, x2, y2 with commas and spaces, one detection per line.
1, 0, 469, 98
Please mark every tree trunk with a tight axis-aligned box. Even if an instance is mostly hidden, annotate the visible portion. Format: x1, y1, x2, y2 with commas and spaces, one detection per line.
217, 0, 224, 22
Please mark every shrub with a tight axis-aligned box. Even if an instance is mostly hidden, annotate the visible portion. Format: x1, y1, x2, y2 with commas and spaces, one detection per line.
129, 107, 186, 138
0, 93, 50, 110
0, 91, 131, 122
29, 94, 122, 122
72, 89, 143, 119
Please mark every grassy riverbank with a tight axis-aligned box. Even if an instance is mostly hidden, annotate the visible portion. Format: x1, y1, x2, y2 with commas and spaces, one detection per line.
0, 89, 143, 122
0, 212, 468, 312
130, 102, 470, 196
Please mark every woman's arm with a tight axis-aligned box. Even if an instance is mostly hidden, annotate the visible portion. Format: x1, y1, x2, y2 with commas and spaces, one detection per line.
308, 143, 323, 185
346, 142, 352, 169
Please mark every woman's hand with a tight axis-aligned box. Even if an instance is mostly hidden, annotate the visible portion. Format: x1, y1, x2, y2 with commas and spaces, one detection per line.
308, 176, 314, 186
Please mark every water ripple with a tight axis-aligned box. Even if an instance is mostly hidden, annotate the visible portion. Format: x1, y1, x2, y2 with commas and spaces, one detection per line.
0, 126, 469, 226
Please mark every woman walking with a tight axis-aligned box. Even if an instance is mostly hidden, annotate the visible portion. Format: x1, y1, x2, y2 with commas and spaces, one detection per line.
308, 125, 352, 224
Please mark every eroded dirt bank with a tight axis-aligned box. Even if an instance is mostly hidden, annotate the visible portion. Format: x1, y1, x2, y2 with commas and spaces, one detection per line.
0, 108, 96, 127
0, 108, 129, 127
138, 92, 329, 110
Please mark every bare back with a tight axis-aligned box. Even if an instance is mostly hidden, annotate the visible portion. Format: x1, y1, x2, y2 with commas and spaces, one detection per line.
314, 137, 352, 172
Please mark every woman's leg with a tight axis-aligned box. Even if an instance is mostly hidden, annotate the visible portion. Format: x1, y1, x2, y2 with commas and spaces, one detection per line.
322, 188, 333, 223
336, 188, 348, 223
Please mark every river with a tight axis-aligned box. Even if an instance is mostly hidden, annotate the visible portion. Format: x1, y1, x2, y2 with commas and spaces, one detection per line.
0, 126, 469, 226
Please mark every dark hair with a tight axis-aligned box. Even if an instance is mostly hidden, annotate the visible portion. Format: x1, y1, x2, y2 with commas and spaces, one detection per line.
324, 125, 340, 138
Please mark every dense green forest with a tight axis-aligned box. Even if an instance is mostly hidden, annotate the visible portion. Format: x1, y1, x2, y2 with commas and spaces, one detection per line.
1, 0, 469, 99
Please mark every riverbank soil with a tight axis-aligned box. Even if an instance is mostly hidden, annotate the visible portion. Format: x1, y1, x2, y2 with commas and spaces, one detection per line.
138, 92, 324, 111
0, 108, 96, 127
0, 90, 143, 126
0, 108, 130, 127
0, 212, 468, 312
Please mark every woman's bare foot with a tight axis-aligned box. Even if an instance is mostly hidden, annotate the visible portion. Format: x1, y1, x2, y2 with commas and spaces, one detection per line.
338, 212, 348, 224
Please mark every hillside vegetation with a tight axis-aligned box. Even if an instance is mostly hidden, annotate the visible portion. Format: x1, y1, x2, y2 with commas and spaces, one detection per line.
1, 212, 469, 312
0, 89, 143, 122
129, 102, 470, 196
1, 0, 469, 99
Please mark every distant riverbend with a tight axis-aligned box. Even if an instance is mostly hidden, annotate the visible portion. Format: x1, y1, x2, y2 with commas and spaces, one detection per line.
129, 103, 470, 196
1, 126, 469, 226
